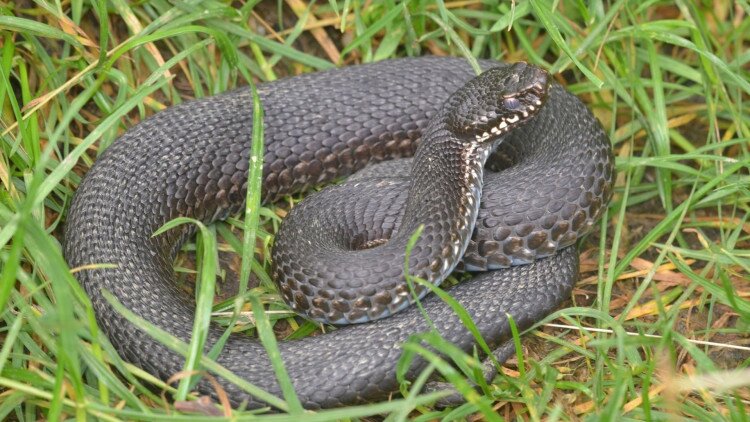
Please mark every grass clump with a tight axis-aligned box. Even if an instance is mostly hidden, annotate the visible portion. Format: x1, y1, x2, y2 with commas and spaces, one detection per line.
1, 0, 749, 420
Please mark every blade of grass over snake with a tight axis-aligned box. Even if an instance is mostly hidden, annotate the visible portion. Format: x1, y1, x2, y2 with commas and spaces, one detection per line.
248, 294, 303, 413
386, 362, 439, 422
0, 374, 448, 421
402, 226, 498, 370
152, 218, 218, 401
399, 229, 505, 418
100, 289, 291, 411
237, 82, 265, 319
238, 78, 303, 413
400, 334, 501, 421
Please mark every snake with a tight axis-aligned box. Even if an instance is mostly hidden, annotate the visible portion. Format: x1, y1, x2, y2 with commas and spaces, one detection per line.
64, 56, 613, 410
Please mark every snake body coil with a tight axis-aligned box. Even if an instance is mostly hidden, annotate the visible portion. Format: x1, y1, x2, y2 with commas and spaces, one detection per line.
64, 57, 613, 409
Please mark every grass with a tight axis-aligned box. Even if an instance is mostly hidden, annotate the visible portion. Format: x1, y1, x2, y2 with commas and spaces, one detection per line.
1, 0, 749, 419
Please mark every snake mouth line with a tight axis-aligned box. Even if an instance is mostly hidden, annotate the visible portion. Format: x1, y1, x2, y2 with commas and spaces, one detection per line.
473, 99, 543, 142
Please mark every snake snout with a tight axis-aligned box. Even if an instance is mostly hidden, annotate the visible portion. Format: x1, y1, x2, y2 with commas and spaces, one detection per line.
445, 62, 550, 143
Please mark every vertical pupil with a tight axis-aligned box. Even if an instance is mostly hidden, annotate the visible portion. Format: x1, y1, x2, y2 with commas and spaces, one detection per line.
503, 97, 520, 110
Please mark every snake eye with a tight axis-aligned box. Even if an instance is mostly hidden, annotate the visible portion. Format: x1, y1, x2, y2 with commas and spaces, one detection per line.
503, 97, 521, 110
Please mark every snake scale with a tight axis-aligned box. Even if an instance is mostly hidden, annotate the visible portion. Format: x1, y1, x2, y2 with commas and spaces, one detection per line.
64, 57, 613, 410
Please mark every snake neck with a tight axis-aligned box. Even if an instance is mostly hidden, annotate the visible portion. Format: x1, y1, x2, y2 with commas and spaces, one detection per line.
398, 123, 494, 283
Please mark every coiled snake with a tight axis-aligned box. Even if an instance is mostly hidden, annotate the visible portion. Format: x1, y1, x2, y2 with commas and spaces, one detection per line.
65, 57, 613, 409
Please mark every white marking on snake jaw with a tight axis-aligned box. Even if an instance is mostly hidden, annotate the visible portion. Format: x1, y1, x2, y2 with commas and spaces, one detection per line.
476, 112, 533, 142
475, 131, 491, 142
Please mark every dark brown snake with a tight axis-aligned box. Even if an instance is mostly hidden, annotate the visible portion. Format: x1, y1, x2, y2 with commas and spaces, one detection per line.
64, 57, 613, 409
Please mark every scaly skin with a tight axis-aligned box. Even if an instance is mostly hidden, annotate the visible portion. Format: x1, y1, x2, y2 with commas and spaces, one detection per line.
64, 57, 612, 409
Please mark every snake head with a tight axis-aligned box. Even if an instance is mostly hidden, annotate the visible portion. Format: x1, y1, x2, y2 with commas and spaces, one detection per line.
445, 62, 550, 142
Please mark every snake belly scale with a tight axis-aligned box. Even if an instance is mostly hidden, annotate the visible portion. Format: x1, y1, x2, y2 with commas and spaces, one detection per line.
64, 57, 613, 409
